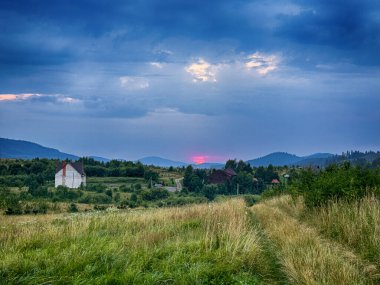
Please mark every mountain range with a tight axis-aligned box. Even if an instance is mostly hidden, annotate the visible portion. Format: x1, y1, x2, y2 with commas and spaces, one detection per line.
137, 156, 188, 167
0, 138, 110, 162
246, 152, 334, 167
1, 137, 378, 168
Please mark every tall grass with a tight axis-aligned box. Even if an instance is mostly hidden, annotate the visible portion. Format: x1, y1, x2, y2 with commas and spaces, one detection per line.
305, 195, 380, 270
251, 196, 378, 285
0, 199, 278, 284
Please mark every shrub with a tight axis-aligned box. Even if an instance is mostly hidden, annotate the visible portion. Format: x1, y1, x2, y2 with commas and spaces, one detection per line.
294, 164, 380, 207
243, 195, 258, 207
119, 185, 133, 192
140, 189, 169, 201
34, 202, 48, 214
105, 189, 113, 198
79, 193, 112, 204
68, 203, 79, 213
202, 185, 217, 201
86, 184, 107, 193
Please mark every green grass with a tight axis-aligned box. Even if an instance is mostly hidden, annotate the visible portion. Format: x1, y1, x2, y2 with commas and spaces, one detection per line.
303, 195, 380, 269
251, 195, 380, 284
0, 199, 282, 284
4, 192, 379, 284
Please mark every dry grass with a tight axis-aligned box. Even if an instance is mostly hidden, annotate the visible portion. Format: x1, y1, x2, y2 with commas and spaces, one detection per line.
251, 196, 378, 285
0, 199, 277, 284
305, 195, 380, 270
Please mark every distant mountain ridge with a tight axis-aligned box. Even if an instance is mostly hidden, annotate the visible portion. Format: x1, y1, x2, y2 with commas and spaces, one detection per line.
2, 137, 378, 168
137, 157, 225, 169
0, 138, 80, 160
137, 156, 188, 167
0, 138, 109, 162
246, 152, 334, 167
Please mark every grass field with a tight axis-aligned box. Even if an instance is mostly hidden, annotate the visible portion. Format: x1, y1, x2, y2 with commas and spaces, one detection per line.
86, 177, 147, 189
251, 195, 380, 284
2, 195, 380, 284
0, 199, 281, 284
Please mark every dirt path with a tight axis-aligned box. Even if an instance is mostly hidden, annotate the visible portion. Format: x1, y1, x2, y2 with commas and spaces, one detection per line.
175, 178, 182, 191
250, 197, 378, 285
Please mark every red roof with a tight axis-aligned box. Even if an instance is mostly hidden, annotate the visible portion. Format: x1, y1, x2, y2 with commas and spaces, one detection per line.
207, 168, 237, 184
271, 179, 280, 184
224, 168, 237, 177
56, 161, 85, 175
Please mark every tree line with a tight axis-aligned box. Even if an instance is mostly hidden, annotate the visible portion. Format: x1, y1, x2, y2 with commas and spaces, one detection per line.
183, 159, 281, 200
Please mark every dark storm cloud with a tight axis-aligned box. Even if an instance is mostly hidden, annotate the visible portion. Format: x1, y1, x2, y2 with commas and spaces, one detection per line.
2, 0, 379, 67
276, 0, 380, 65
1, 0, 380, 159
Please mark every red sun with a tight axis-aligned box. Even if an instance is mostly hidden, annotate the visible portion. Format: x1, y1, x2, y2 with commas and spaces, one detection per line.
192, 156, 207, 164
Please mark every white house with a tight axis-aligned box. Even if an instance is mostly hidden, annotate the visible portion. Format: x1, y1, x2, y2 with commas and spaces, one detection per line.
55, 161, 86, 189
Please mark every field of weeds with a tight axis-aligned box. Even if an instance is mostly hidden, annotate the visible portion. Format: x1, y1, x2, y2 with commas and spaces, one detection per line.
251, 195, 380, 285
0, 199, 280, 284
2, 195, 380, 284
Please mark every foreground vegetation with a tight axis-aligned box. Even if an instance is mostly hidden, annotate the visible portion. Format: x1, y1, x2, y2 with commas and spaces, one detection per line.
251, 195, 380, 284
2, 194, 380, 284
0, 199, 282, 284
2, 156, 380, 283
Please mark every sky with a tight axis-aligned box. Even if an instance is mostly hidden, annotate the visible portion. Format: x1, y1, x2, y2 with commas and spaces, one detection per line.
1, 0, 380, 163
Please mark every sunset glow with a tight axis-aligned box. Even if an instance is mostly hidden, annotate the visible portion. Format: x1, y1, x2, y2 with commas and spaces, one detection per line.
0, 93, 40, 101
192, 156, 207, 164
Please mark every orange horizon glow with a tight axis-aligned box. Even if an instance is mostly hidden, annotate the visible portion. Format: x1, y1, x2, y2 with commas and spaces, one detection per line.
0, 93, 40, 101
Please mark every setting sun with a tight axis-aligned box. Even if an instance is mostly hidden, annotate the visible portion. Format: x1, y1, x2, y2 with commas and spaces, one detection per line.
192, 156, 207, 164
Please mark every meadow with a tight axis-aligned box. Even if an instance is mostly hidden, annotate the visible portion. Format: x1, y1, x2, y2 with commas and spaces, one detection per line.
1, 194, 380, 284
0, 199, 281, 284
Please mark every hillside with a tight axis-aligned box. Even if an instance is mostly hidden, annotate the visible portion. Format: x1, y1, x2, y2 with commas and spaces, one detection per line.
0, 138, 79, 160
247, 152, 303, 166
247, 152, 334, 167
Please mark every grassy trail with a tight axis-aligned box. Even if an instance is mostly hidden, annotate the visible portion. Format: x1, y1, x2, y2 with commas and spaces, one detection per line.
251, 196, 378, 285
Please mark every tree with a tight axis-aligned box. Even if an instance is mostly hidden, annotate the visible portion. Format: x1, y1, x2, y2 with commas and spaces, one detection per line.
144, 169, 159, 183
202, 185, 217, 201
183, 165, 194, 188
225, 159, 237, 171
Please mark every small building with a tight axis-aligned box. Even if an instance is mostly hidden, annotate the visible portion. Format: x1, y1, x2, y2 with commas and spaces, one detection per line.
208, 168, 237, 184
55, 161, 86, 189
271, 179, 280, 185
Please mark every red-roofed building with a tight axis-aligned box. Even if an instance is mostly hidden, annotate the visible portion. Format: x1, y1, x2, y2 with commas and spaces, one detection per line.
55, 161, 86, 189
208, 168, 237, 184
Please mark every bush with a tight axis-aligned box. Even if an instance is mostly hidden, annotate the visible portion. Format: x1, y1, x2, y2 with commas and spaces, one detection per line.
86, 184, 107, 193
243, 195, 258, 207
54, 187, 81, 201
94, 204, 108, 211
294, 164, 380, 207
202, 185, 217, 201
68, 203, 79, 213
140, 188, 169, 201
119, 185, 133, 192
79, 193, 112, 204
105, 189, 113, 197
34, 202, 48, 214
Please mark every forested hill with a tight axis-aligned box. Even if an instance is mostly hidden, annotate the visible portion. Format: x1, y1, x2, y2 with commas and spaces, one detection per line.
247, 152, 302, 166
0, 138, 79, 160
246, 151, 380, 167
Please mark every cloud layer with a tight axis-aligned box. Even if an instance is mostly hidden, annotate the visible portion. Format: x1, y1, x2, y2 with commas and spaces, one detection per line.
1, 0, 380, 160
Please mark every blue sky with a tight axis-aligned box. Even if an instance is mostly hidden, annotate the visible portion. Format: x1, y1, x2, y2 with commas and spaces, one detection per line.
1, 0, 380, 162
